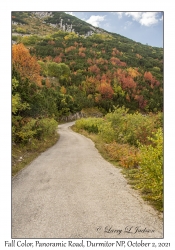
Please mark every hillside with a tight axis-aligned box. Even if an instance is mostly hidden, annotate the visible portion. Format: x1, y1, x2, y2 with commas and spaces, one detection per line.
12, 11, 105, 37
12, 11, 163, 116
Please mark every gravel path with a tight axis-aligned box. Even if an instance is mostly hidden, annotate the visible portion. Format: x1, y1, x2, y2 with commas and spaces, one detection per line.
12, 122, 163, 238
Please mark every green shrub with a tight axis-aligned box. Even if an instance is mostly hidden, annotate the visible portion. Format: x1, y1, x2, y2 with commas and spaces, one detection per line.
16, 118, 37, 143
75, 118, 102, 134
14, 117, 58, 143
16, 27, 27, 34
12, 36, 18, 42
124, 113, 156, 146
136, 128, 163, 208
35, 118, 58, 139
21, 35, 40, 46
105, 107, 162, 146
97, 121, 115, 143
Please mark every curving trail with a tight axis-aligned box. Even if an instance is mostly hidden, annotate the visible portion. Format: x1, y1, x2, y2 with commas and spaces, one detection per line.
12, 122, 163, 238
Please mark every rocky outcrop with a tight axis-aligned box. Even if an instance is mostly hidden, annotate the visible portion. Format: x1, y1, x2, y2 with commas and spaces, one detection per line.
59, 110, 103, 122
33, 12, 53, 19
59, 112, 84, 122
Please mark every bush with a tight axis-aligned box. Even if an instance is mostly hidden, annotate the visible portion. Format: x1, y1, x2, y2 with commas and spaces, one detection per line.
136, 128, 163, 208
104, 142, 140, 168
124, 113, 156, 146
16, 27, 27, 34
35, 118, 58, 139
75, 118, 102, 134
14, 117, 58, 143
97, 121, 115, 143
12, 36, 18, 42
21, 35, 40, 46
15, 118, 37, 143
105, 107, 162, 146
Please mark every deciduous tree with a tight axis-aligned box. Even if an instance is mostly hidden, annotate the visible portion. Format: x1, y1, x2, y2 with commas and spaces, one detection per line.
12, 43, 42, 86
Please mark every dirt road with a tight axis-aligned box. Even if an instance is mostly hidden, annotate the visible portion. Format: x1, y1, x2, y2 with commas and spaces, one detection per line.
12, 122, 163, 238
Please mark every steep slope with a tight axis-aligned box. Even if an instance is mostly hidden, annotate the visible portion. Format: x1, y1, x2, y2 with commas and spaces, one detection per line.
12, 11, 163, 115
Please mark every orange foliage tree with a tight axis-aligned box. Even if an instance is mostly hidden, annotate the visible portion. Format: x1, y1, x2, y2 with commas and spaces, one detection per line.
115, 69, 137, 90
98, 82, 114, 100
65, 46, 76, 53
12, 43, 41, 86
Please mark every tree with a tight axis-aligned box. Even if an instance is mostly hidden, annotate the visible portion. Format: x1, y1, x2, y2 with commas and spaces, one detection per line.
47, 62, 62, 78
98, 82, 114, 100
41, 62, 70, 85
58, 63, 71, 85
12, 78, 30, 115
12, 43, 42, 86
82, 76, 100, 95
88, 64, 100, 74
12, 77, 30, 142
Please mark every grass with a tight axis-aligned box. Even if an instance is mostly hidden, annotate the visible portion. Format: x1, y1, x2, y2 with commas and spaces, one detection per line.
12, 132, 59, 176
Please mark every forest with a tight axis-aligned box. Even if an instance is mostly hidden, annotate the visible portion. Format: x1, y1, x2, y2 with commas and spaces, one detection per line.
12, 12, 163, 211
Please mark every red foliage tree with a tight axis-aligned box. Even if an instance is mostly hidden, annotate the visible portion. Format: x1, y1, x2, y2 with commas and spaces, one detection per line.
88, 64, 100, 74
110, 57, 126, 67
87, 58, 93, 65
134, 95, 148, 109
120, 75, 137, 89
144, 71, 160, 87
78, 52, 86, 57
96, 58, 106, 65
53, 56, 62, 63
